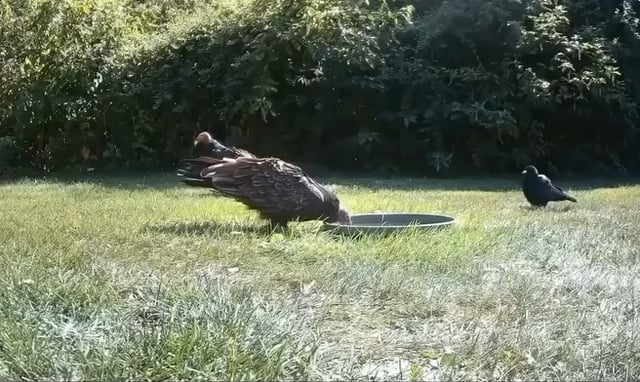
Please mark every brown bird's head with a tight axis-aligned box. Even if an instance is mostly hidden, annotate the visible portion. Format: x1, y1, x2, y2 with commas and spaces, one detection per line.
193, 131, 230, 157
194, 131, 214, 146
337, 206, 351, 225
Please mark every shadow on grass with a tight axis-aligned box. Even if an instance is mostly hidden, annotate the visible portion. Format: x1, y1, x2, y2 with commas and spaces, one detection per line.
3, 170, 640, 193
519, 204, 577, 212
143, 220, 275, 237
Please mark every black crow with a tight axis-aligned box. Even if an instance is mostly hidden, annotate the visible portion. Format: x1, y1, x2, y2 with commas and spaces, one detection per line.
521, 165, 577, 207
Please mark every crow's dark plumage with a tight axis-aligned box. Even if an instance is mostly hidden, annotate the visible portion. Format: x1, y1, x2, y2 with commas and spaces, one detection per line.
521, 165, 577, 207
177, 132, 256, 188
179, 156, 351, 229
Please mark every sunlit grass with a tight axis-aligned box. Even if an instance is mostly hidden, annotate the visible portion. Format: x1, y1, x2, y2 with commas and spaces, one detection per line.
0, 173, 639, 380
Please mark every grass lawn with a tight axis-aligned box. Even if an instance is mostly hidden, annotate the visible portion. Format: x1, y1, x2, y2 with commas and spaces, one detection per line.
0, 173, 639, 380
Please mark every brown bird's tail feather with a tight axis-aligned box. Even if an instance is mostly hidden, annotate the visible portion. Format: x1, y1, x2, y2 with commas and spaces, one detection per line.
176, 156, 226, 188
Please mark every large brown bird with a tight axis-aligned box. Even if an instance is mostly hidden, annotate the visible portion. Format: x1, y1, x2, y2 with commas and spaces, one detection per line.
179, 155, 352, 229
177, 131, 256, 188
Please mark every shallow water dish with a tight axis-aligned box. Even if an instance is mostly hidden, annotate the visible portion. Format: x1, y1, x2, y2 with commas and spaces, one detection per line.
323, 212, 456, 236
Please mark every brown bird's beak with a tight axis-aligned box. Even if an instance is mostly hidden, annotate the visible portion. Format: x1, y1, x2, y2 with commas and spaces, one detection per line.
337, 208, 351, 225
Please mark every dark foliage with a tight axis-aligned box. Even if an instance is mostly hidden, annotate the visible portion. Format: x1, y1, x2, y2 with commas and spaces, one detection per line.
1, 0, 639, 176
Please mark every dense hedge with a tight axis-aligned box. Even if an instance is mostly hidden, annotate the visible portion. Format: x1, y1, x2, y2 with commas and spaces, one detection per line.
1, 0, 639, 176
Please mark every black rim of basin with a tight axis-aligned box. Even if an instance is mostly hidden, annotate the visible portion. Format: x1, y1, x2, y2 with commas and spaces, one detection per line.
323, 212, 456, 231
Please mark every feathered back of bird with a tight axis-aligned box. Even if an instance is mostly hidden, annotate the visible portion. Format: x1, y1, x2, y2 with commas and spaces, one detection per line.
187, 156, 345, 223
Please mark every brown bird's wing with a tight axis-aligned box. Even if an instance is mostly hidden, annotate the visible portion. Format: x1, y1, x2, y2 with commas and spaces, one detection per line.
228, 147, 256, 158
199, 157, 327, 218
176, 156, 226, 186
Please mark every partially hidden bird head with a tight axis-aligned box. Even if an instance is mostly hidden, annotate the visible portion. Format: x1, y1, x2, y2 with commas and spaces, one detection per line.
194, 131, 214, 146
521, 165, 539, 176
193, 131, 229, 155
337, 207, 351, 225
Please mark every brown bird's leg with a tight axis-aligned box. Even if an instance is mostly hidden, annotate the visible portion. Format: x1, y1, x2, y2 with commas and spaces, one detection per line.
268, 220, 290, 234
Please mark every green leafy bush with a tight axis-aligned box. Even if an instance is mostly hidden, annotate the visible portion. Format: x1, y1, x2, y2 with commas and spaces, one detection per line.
0, 0, 639, 175
101, 0, 413, 168
0, 0, 128, 170
372, 0, 638, 174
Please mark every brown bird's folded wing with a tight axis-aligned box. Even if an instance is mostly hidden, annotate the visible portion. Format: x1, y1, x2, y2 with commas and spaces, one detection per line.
230, 147, 256, 158
177, 156, 225, 184
199, 157, 326, 217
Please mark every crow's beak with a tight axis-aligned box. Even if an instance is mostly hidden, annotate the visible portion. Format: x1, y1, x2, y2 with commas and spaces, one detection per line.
521, 170, 526, 174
